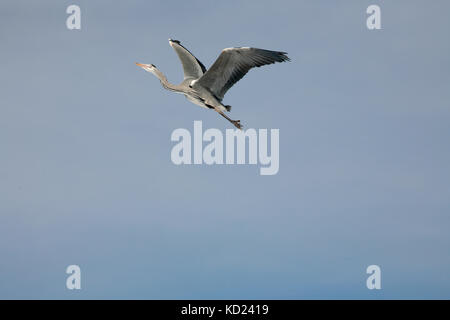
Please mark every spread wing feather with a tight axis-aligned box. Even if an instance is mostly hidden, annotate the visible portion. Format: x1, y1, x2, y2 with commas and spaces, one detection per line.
169, 39, 207, 80
196, 47, 289, 100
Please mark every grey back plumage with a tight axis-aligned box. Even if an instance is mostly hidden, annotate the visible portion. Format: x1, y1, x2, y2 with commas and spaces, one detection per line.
196, 47, 290, 101
169, 39, 206, 80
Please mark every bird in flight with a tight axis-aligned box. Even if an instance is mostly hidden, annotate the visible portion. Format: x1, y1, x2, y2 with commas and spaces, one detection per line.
136, 39, 290, 129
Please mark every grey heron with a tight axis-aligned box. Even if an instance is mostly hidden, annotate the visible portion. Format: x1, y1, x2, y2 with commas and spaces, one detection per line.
136, 39, 290, 129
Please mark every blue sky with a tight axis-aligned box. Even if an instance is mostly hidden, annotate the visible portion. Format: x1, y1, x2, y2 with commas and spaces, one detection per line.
0, 0, 449, 299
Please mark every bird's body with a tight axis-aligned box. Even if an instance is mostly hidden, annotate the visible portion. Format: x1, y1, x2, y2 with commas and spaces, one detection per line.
136, 39, 289, 129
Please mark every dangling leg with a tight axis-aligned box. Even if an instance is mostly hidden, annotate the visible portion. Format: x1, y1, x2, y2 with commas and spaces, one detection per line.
214, 107, 243, 130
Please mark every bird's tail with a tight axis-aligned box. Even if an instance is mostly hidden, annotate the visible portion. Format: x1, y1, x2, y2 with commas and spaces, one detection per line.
225, 105, 232, 112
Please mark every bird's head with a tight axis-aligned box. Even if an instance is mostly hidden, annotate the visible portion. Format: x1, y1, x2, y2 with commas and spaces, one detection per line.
135, 62, 157, 73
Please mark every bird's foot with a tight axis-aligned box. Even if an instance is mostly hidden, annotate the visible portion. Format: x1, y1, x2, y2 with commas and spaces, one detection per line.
232, 120, 243, 130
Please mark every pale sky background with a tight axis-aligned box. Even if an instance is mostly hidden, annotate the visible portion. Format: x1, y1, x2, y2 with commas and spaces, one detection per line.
0, 0, 449, 299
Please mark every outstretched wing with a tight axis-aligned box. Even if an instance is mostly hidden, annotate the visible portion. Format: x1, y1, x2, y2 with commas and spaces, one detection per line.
169, 39, 207, 80
196, 47, 289, 101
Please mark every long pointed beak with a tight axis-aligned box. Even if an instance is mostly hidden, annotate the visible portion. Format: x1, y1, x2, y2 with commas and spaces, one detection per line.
135, 62, 145, 68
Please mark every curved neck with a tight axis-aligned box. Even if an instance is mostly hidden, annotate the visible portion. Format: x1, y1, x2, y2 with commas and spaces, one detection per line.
153, 68, 181, 92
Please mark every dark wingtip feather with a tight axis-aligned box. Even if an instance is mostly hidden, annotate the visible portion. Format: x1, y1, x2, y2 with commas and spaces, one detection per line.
278, 52, 290, 62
